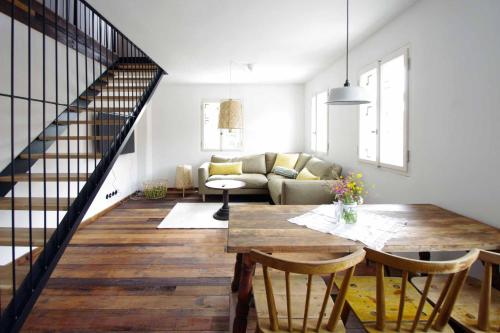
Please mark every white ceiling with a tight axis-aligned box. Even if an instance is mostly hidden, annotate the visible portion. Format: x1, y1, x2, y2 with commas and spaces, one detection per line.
88, 0, 418, 84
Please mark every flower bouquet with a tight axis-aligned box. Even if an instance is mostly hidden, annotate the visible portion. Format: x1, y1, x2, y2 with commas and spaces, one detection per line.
332, 172, 366, 224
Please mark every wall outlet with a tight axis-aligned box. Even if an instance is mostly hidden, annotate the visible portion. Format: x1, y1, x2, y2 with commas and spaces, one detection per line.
105, 190, 119, 199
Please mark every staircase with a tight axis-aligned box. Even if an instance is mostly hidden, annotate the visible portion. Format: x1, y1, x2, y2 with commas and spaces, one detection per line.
0, 0, 166, 331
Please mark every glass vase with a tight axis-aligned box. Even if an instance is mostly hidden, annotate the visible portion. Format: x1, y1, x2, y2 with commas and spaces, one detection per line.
341, 202, 358, 224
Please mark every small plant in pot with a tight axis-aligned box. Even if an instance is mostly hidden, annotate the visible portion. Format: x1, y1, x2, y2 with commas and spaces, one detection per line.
143, 180, 168, 200
331, 172, 366, 224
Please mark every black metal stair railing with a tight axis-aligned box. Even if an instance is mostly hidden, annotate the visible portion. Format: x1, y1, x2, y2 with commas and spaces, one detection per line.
0, 0, 166, 331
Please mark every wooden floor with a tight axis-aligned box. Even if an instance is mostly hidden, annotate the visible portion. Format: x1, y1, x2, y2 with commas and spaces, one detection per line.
21, 192, 366, 332
22, 192, 259, 332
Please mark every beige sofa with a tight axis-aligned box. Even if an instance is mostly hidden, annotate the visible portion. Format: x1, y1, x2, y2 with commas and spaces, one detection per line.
198, 152, 342, 205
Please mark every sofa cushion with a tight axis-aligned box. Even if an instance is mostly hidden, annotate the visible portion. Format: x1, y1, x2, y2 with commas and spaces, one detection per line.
273, 166, 298, 179
272, 153, 300, 171
211, 154, 266, 174
268, 178, 285, 204
294, 153, 312, 171
265, 152, 278, 173
267, 173, 286, 181
211, 155, 232, 163
296, 167, 320, 180
240, 154, 266, 174
207, 173, 268, 189
209, 162, 242, 176
304, 157, 342, 180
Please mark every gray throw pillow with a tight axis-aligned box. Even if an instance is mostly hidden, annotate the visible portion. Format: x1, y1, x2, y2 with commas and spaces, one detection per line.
273, 166, 298, 179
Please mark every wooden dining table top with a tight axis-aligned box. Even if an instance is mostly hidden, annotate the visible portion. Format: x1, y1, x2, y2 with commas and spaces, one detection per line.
226, 204, 500, 254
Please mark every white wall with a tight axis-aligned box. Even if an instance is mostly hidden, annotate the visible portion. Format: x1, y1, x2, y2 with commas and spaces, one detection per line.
305, 0, 500, 228
83, 102, 153, 219
144, 83, 305, 185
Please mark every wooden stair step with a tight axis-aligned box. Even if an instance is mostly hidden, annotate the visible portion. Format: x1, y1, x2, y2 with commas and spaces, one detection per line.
0, 227, 56, 246
0, 173, 89, 182
20, 153, 103, 159
109, 69, 156, 74
39, 135, 114, 141
68, 106, 132, 113
101, 76, 151, 82
0, 197, 74, 211
92, 86, 147, 92
55, 120, 125, 125
80, 95, 138, 101
113, 63, 158, 70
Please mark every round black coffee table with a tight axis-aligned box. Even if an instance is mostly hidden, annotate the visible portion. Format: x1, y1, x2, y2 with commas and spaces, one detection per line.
205, 180, 246, 220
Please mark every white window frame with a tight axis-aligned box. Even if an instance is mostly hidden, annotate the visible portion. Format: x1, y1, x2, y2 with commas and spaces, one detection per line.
310, 90, 329, 154
201, 99, 244, 152
358, 46, 410, 173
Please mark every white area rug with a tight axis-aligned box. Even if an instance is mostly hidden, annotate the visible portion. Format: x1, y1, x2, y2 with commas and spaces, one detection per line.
157, 203, 230, 229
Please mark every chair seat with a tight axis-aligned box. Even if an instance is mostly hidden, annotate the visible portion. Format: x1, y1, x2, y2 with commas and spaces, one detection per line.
362, 321, 454, 333
412, 276, 500, 332
336, 276, 453, 332
253, 272, 346, 332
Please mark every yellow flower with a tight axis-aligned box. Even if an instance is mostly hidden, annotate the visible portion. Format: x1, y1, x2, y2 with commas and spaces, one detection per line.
357, 173, 363, 179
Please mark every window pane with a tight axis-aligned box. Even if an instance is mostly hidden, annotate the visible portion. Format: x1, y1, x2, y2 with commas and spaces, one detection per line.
316, 91, 328, 153
359, 68, 378, 161
380, 54, 406, 167
202, 102, 221, 150
310, 96, 317, 151
221, 129, 242, 150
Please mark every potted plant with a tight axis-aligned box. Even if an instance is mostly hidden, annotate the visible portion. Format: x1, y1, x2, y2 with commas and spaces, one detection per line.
332, 172, 366, 224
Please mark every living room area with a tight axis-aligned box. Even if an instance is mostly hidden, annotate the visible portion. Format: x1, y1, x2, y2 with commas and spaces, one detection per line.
1, 0, 499, 332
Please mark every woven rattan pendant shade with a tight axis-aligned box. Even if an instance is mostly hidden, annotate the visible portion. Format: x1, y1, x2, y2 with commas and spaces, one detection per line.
218, 99, 243, 129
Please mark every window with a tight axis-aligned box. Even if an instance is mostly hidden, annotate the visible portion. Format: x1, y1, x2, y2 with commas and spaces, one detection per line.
202, 101, 243, 151
358, 47, 409, 171
310, 91, 328, 153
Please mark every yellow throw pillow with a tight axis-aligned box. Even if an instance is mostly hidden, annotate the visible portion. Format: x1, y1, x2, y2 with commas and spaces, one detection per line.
296, 167, 320, 180
209, 162, 243, 176
272, 153, 299, 171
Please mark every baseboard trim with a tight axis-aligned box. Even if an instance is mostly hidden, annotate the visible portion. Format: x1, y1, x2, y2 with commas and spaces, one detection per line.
79, 195, 131, 228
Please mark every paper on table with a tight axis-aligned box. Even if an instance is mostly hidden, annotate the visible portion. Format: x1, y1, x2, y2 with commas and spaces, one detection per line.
288, 205, 407, 250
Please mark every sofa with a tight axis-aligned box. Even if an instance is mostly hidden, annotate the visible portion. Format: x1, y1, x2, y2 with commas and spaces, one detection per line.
198, 152, 342, 205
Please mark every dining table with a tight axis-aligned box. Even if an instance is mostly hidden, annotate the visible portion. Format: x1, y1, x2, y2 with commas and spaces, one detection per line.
226, 204, 500, 333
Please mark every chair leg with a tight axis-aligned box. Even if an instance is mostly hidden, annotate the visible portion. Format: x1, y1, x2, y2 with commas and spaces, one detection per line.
202, 194, 206, 202
341, 303, 351, 324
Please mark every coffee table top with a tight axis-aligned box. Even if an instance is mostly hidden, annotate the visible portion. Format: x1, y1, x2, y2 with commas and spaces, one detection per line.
205, 179, 246, 190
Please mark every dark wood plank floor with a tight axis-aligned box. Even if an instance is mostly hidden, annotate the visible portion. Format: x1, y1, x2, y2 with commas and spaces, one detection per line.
22, 191, 253, 332
22, 191, 365, 332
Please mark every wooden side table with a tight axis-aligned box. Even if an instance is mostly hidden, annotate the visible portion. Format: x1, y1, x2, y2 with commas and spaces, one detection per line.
205, 180, 245, 220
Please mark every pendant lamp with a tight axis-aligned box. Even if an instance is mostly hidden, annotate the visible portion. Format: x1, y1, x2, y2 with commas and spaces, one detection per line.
326, 0, 371, 105
219, 62, 243, 129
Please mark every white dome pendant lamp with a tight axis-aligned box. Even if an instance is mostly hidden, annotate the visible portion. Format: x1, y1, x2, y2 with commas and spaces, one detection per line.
326, 0, 371, 105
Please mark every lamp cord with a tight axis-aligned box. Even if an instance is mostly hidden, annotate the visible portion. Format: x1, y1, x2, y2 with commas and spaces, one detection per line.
345, 0, 350, 87
229, 61, 232, 99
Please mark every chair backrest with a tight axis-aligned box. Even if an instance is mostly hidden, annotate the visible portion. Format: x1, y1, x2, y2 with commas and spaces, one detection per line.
478, 250, 500, 331
364, 247, 480, 332
249, 249, 366, 332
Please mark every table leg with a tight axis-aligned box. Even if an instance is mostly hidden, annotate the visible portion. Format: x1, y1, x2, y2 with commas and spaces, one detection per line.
419, 252, 431, 261
213, 189, 230, 220
231, 253, 243, 292
233, 253, 255, 333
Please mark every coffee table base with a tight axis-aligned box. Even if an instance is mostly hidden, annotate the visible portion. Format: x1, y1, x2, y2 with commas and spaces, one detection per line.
213, 207, 230, 220
213, 188, 230, 221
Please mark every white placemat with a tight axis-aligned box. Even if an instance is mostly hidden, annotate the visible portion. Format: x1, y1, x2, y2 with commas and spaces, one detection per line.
288, 205, 407, 250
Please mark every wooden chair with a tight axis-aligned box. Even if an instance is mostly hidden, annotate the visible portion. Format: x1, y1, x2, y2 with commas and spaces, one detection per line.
249, 248, 366, 332
336, 247, 479, 333
412, 250, 499, 332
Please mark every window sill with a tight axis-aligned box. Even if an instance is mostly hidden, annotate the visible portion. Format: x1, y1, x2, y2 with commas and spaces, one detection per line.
358, 159, 410, 177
